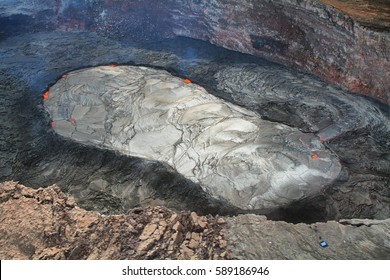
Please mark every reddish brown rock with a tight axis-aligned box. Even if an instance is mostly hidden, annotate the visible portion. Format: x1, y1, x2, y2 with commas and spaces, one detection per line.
321, 0, 390, 30
0, 182, 229, 260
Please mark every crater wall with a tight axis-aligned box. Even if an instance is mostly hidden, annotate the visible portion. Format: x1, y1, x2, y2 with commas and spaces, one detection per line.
1, 0, 389, 104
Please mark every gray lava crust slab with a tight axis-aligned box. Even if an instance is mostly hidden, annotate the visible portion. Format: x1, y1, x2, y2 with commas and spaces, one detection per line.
45, 65, 342, 210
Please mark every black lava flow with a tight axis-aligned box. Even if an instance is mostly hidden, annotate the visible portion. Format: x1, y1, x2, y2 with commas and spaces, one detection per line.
0, 31, 389, 224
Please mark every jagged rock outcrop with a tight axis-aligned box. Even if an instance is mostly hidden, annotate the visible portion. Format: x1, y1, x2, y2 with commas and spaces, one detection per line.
0, 182, 228, 260
1, 182, 389, 260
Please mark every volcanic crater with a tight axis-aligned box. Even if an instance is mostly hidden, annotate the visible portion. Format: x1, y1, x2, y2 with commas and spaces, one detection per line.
1, 0, 390, 259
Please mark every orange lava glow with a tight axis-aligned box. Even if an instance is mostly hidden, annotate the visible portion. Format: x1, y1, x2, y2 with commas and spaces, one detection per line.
43, 91, 49, 100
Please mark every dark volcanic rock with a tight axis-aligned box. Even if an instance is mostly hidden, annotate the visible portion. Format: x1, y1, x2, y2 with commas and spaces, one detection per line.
0, 0, 56, 40
2, 0, 387, 104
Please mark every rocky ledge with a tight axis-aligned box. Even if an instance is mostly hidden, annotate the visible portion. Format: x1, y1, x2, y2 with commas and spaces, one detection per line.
0, 181, 229, 260
1, 182, 389, 260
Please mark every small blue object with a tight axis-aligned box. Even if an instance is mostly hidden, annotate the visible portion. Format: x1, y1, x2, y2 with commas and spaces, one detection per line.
319, 241, 328, 248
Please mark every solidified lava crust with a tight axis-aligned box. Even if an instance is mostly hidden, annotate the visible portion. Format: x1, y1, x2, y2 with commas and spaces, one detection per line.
0, 30, 389, 223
